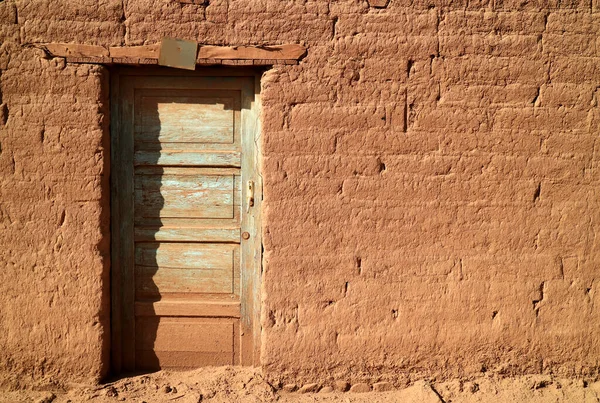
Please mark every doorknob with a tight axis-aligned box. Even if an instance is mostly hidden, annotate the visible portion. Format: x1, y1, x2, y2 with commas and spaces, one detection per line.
246, 180, 254, 213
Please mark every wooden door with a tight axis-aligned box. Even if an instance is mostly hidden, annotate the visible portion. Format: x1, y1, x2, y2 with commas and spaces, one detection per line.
111, 69, 261, 372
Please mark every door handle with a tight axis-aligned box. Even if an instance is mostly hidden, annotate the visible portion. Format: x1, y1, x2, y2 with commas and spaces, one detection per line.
246, 180, 254, 213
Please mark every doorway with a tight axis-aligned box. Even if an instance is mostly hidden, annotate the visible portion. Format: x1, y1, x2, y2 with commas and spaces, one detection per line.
110, 67, 262, 373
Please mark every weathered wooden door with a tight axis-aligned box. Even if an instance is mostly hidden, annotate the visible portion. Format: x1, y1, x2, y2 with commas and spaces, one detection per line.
111, 69, 261, 372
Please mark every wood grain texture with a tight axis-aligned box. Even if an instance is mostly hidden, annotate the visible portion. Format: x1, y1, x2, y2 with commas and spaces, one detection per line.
239, 73, 263, 365
197, 44, 306, 60
45, 43, 305, 62
134, 173, 236, 219
135, 318, 238, 368
110, 44, 160, 59
135, 301, 241, 317
43, 43, 109, 57
136, 265, 234, 295
134, 150, 241, 167
135, 318, 234, 352
135, 226, 240, 243
110, 71, 122, 374
135, 242, 236, 269
119, 77, 137, 372
136, 96, 235, 144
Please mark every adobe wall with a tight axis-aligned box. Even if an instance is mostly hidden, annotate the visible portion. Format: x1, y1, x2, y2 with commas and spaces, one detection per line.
1, 0, 599, 389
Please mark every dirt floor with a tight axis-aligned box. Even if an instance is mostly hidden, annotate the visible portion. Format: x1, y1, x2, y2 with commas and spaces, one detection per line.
2, 367, 600, 403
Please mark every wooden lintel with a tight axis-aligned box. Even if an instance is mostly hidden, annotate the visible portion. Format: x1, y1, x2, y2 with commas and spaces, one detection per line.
197, 44, 306, 61
44, 42, 306, 64
66, 56, 112, 64
109, 44, 160, 59
43, 43, 109, 58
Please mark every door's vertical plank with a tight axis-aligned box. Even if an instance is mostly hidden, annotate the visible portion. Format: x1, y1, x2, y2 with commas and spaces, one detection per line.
110, 70, 122, 374
240, 76, 261, 365
120, 79, 137, 371
251, 73, 263, 365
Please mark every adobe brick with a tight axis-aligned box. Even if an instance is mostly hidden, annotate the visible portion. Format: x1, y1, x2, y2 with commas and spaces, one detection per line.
412, 107, 491, 132
333, 83, 405, 105
2, 71, 106, 98
492, 107, 588, 131
20, 20, 124, 46
264, 281, 348, 309
439, 34, 542, 58
535, 280, 592, 329
205, 0, 227, 24
263, 129, 337, 155
16, 102, 104, 128
265, 154, 385, 179
543, 34, 600, 56
289, 104, 387, 130
393, 0, 490, 10
225, 16, 333, 43
0, 1, 17, 24
538, 83, 595, 108
261, 81, 332, 105
438, 129, 538, 154
342, 176, 540, 206
359, 253, 456, 277
361, 57, 409, 82
124, 20, 216, 47
16, 0, 123, 21
2, 175, 103, 201
546, 11, 600, 34
432, 56, 548, 86
335, 35, 438, 59
438, 84, 539, 108
264, 179, 344, 203
493, 0, 590, 10
335, 11, 438, 37
372, 154, 459, 176
261, 108, 285, 131
227, 0, 330, 15
543, 179, 597, 203
462, 254, 563, 280
524, 156, 588, 180
542, 130, 596, 157
124, 1, 206, 21
573, 258, 600, 282
334, 128, 440, 154
439, 11, 547, 35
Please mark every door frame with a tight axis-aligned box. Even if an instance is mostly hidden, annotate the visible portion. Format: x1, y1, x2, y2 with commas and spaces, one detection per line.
109, 66, 263, 373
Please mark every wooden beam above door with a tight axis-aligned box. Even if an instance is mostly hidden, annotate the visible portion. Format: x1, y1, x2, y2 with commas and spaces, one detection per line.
38, 42, 306, 66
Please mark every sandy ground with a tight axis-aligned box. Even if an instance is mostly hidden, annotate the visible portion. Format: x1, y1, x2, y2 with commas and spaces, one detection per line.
2, 367, 600, 403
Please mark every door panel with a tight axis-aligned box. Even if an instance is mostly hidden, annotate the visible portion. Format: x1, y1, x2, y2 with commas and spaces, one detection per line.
134, 173, 236, 219
135, 95, 236, 144
111, 70, 261, 372
134, 243, 237, 296
135, 318, 239, 368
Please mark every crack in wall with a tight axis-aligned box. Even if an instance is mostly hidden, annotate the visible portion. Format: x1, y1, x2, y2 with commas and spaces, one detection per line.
533, 281, 546, 317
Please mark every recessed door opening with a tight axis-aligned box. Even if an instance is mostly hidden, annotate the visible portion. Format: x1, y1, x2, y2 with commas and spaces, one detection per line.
110, 67, 262, 373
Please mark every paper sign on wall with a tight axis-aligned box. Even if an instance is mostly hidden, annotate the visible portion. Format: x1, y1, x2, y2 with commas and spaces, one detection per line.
158, 38, 198, 70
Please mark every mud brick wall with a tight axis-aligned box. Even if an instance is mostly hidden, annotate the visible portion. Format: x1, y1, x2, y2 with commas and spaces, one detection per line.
1, 0, 599, 388
0, 1, 112, 388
